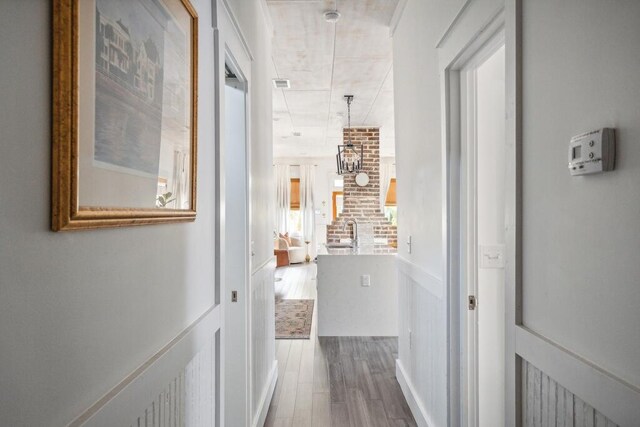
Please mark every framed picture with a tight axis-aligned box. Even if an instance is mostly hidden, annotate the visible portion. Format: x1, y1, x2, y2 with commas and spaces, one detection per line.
52, 0, 198, 231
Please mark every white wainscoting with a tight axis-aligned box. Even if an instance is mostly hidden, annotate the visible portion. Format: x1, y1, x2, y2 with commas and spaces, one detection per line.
396, 256, 447, 427
69, 306, 221, 427
522, 359, 618, 427
516, 326, 640, 427
250, 259, 277, 427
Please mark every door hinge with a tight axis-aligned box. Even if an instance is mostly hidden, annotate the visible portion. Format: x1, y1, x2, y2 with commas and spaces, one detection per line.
468, 295, 477, 310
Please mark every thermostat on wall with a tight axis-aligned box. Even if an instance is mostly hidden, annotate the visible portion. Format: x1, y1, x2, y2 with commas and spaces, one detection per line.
568, 128, 616, 176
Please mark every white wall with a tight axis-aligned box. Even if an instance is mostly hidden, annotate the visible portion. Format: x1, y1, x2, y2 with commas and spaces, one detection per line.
393, 0, 640, 425
0, 0, 216, 424
0, 0, 275, 425
392, 0, 469, 425
521, 0, 640, 394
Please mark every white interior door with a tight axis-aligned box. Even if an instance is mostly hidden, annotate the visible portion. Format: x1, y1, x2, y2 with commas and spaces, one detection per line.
224, 68, 250, 427
214, 2, 254, 424
460, 39, 507, 427
475, 45, 506, 427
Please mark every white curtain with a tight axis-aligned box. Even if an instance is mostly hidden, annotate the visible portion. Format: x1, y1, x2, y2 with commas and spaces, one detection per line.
171, 150, 189, 209
379, 162, 393, 211
299, 165, 316, 258
274, 165, 290, 234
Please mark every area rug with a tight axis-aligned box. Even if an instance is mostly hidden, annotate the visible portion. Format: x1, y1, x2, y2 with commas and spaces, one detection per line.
275, 299, 314, 339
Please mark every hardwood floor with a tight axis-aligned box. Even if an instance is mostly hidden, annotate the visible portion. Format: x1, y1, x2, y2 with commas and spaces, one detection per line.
265, 263, 416, 427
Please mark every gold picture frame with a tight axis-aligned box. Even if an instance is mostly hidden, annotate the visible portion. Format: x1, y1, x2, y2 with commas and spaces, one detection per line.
52, 0, 198, 231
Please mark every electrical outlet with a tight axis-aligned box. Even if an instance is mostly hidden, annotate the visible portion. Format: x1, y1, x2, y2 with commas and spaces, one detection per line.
361, 274, 371, 287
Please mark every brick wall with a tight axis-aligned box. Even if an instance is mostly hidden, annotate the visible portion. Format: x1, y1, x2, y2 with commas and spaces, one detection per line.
327, 128, 397, 246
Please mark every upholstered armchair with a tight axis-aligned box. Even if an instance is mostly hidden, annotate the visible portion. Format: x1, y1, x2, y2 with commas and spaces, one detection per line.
276, 235, 306, 264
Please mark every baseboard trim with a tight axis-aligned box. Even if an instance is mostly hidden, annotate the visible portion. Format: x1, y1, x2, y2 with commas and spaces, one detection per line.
396, 360, 435, 427
252, 361, 278, 427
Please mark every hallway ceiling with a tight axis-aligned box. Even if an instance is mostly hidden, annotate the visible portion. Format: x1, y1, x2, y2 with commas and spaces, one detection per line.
268, 0, 399, 159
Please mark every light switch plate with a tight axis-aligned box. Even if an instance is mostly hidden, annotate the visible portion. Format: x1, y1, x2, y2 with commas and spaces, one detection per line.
479, 244, 506, 269
361, 274, 371, 287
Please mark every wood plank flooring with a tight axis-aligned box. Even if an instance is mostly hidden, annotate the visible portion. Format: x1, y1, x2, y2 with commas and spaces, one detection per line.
265, 264, 416, 427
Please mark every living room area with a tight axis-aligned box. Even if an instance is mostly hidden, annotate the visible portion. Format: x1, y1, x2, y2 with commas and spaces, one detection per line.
273, 151, 398, 266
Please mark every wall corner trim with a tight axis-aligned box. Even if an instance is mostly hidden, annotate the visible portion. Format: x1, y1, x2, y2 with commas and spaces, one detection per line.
389, 0, 409, 38
258, 0, 274, 37
219, 0, 254, 61
396, 360, 435, 427
436, 0, 474, 48
252, 361, 278, 427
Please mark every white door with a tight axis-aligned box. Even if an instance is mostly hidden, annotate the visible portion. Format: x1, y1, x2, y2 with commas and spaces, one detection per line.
460, 39, 507, 427
214, 1, 255, 424
224, 68, 250, 426
475, 45, 506, 427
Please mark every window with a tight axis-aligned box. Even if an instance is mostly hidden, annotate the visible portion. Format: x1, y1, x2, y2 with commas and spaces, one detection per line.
287, 210, 302, 234
290, 178, 300, 210
288, 178, 302, 233
384, 178, 397, 226
332, 191, 343, 220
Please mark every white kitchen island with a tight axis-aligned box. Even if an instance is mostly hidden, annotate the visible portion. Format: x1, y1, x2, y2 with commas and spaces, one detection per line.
316, 244, 398, 336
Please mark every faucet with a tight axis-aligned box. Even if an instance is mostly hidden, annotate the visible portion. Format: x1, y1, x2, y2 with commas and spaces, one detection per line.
342, 219, 359, 247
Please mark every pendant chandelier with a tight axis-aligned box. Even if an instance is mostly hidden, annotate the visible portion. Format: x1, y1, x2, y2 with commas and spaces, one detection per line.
336, 95, 363, 175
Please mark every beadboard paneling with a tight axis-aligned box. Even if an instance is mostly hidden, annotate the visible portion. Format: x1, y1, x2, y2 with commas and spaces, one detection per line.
71, 306, 220, 427
396, 256, 447, 426
133, 336, 216, 427
516, 326, 640, 426
250, 259, 277, 426
522, 360, 618, 427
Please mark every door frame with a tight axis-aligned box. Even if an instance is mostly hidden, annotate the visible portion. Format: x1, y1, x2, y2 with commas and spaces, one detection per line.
438, 4, 521, 425
455, 31, 506, 427
213, 1, 253, 425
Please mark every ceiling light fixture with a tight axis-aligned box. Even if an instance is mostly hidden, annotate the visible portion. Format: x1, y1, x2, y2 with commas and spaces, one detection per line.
323, 10, 341, 23
336, 95, 363, 175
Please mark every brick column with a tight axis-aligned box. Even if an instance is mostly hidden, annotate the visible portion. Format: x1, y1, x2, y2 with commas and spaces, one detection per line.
327, 128, 397, 246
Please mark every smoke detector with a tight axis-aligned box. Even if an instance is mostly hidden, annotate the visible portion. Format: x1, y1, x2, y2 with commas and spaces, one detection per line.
323, 10, 341, 23
272, 79, 291, 89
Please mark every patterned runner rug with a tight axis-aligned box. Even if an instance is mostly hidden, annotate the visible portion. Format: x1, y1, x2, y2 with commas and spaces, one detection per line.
275, 299, 314, 339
